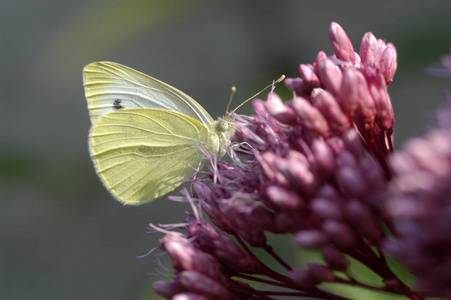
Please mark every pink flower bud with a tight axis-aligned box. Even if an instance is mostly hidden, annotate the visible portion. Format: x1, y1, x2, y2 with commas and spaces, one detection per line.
257, 152, 289, 185
236, 125, 265, 146
278, 150, 318, 195
311, 88, 350, 133
329, 22, 356, 63
284, 77, 303, 93
274, 211, 304, 233
317, 184, 342, 201
291, 97, 330, 136
265, 94, 298, 125
366, 72, 394, 130
192, 181, 213, 200
153, 280, 184, 299
212, 195, 274, 248
323, 220, 356, 249
313, 51, 328, 74
360, 32, 378, 66
251, 99, 267, 115
294, 230, 328, 248
299, 64, 321, 89
311, 197, 343, 219
311, 138, 336, 177
353, 82, 377, 128
338, 149, 358, 168
379, 43, 397, 85
337, 165, 367, 198
162, 233, 224, 280
323, 246, 348, 270
290, 269, 317, 288
195, 186, 236, 234
325, 135, 345, 153
345, 200, 382, 241
266, 184, 304, 209
340, 67, 368, 115
189, 222, 260, 273
342, 129, 365, 157
285, 77, 315, 98
307, 263, 335, 283
317, 58, 343, 96
388, 195, 426, 219
360, 155, 385, 190
173, 293, 209, 300
179, 271, 232, 300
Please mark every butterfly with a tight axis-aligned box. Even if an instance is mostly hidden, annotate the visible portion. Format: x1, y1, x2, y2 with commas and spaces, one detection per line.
83, 62, 236, 205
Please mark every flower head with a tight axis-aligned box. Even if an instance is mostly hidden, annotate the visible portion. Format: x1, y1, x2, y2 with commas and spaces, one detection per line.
285, 22, 396, 177
385, 111, 451, 298
150, 23, 434, 300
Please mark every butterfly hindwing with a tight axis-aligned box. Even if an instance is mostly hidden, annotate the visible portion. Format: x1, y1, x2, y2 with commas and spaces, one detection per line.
89, 108, 212, 204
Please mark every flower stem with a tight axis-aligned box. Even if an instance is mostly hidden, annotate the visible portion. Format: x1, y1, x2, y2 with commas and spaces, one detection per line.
263, 244, 293, 271
345, 243, 425, 299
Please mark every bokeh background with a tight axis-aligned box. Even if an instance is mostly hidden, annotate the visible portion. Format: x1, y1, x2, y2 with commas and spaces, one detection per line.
1, 1, 450, 299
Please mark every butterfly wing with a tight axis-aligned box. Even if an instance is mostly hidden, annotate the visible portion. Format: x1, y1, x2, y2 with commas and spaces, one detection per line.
83, 61, 215, 127
89, 108, 215, 204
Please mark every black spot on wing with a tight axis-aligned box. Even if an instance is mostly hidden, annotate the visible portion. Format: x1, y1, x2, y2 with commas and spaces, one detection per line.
113, 99, 124, 110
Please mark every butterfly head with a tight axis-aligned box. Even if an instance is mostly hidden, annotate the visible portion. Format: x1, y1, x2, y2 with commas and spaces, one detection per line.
208, 115, 236, 158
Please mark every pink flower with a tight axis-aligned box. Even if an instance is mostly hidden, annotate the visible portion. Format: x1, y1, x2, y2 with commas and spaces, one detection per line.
385, 109, 451, 298
149, 22, 438, 300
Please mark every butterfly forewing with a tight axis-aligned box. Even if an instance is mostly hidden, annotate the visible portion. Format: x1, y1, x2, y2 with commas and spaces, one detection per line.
89, 108, 212, 204
83, 61, 214, 127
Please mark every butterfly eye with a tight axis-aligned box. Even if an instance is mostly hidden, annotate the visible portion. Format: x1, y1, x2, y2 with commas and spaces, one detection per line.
216, 121, 229, 132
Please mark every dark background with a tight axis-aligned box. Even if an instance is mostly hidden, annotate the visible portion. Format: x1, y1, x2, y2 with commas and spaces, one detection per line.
1, 1, 450, 299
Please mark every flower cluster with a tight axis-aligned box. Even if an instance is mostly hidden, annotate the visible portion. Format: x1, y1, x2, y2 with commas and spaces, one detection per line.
150, 22, 449, 300
384, 103, 451, 298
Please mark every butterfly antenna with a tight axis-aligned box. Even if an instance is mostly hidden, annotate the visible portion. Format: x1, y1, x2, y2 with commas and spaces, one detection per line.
231, 75, 285, 113
226, 86, 237, 113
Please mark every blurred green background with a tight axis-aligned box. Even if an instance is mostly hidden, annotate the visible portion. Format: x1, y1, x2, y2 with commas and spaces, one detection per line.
1, 1, 450, 299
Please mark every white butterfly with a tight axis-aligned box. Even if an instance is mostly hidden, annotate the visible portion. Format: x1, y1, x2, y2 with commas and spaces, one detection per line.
83, 62, 235, 205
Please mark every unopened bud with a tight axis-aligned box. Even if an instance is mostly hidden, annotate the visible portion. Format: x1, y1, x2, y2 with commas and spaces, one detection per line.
311, 197, 342, 219
153, 280, 184, 299
329, 22, 356, 63
345, 200, 382, 241
179, 271, 232, 300
311, 139, 336, 177
299, 64, 321, 89
323, 246, 348, 270
265, 94, 297, 125
318, 59, 343, 96
307, 263, 335, 283
379, 43, 397, 85
292, 97, 330, 136
311, 88, 350, 133
266, 185, 304, 209
294, 230, 328, 248
291, 269, 317, 288
360, 32, 378, 66
173, 293, 209, 300
340, 68, 368, 115
323, 220, 356, 249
